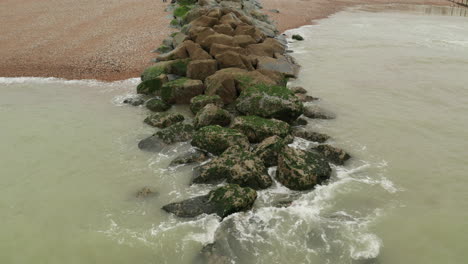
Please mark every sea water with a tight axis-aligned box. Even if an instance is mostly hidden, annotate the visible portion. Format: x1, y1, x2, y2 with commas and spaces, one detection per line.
1, 4, 468, 264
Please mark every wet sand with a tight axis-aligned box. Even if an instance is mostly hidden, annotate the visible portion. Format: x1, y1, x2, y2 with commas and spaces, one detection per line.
0, 0, 451, 81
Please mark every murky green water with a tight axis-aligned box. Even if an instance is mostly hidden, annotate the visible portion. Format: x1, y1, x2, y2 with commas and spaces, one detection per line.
1, 4, 467, 264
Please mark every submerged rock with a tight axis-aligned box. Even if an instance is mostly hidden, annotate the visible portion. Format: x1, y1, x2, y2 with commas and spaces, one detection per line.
144, 112, 184, 128
303, 105, 336, 119
235, 83, 303, 123
194, 104, 232, 129
276, 146, 332, 190
292, 34, 304, 41
162, 184, 257, 218
312, 144, 351, 165
231, 115, 290, 143
191, 125, 250, 155
193, 145, 272, 189
136, 187, 156, 198
138, 123, 194, 152
170, 149, 209, 167
145, 98, 171, 112
190, 94, 224, 114
253, 135, 286, 167
123, 97, 145, 106
291, 128, 330, 143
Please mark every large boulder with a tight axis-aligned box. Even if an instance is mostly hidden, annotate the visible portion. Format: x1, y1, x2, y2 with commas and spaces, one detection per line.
162, 184, 257, 218
194, 104, 232, 129
204, 68, 276, 104
201, 34, 237, 50
188, 26, 216, 43
193, 146, 272, 189
219, 12, 242, 28
303, 105, 336, 119
191, 125, 250, 155
209, 43, 249, 57
144, 112, 185, 128
256, 56, 299, 78
190, 15, 219, 28
276, 146, 332, 190
190, 94, 224, 114
137, 78, 164, 95
145, 98, 171, 112
184, 40, 213, 60
233, 34, 257, 48
253, 135, 286, 167
235, 83, 303, 123
312, 144, 351, 165
231, 115, 290, 143
161, 78, 205, 104
215, 51, 254, 70
213, 24, 234, 36
138, 123, 194, 152
156, 44, 189, 61
187, 59, 218, 81
234, 25, 264, 42
246, 38, 285, 57
291, 128, 330, 143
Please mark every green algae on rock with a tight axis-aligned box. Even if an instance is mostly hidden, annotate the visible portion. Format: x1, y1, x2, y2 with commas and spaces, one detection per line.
193, 104, 231, 129
144, 112, 185, 129
161, 77, 205, 104
191, 125, 249, 155
138, 123, 194, 152
253, 135, 286, 167
312, 144, 351, 165
231, 115, 290, 143
277, 146, 332, 191
193, 145, 272, 189
162, 184, 257, 218
145, 98, 171, 112
235, 83, 303, 123
190, 94, 224, 114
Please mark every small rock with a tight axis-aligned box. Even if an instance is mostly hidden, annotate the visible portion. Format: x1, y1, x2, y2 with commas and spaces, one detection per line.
296, 93, 319, 102
292, 34, 304, 41
145, 98, 171, 112
136, 187, 155, 198
289, 86, 307, 94
269, 9, 280, 13
138, 123, 194, 152
291, 117, 308, 126
123, 97, 145, 106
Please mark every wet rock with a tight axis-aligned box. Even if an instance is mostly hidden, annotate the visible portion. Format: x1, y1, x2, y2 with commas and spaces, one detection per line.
190, 94, 224, 114
253, 135, 286, 167
312, 144, 351, 165
161, 77, 205, 104
231, 115, 290, 143
138, 123, 194, 152
296, 93, 318, 102
191, 125, 250, 155
292, 34, 304, 41
291, 127, 330, 143
187, 59, 218, 81
291, 116, 308, 126
137, 78, 164, 96
195, 243, 231, 264
289, 86, 307, 94
145, 98, 171, 112
194, 104, 232, 129
235, 83, 303, 123
144, 112, 185, 128
169, 149, 209, 166
193, 146, 272, 189
123, 97, 145, 106
136, 187, 156, 198
303, 105, 336, 119
277, 146, 332, 190
162, 184, 257, 218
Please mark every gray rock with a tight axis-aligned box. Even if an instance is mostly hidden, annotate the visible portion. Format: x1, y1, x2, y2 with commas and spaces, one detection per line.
303, 105, 336, 119
312, 144, 351, 165
292, 128, 330, 143
170, 149, 210, 167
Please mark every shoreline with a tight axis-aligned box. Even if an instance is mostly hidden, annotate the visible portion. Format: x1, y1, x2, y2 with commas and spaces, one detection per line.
0, 0, 451, 82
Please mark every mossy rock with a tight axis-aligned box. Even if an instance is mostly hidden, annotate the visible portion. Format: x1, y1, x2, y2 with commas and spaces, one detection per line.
145, 98, 171, 112
191, 125, 249, 155
292, 34, 304, 41
156, 45, 173, 54
144, 112, 184, 128
190, 95, 224, 114
141, 59, 189, 81
161, 184, 257, 218
169, 149, 209, 167
161, 77, 204, 104
235, 83, 303, 123
138, 123, 194, 152
231, 115, 291, 143
194, 104, 231, 130
137, 79, 163, 95
253, 135, 286, 167
312, 144, 351, 165
174, 5, 192, 18
193, 145, 272, 189
277, 146, 331, 190
291, 128, 330, 143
